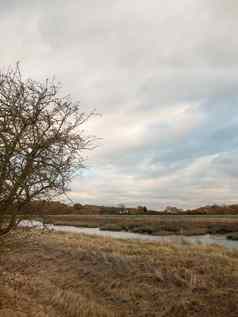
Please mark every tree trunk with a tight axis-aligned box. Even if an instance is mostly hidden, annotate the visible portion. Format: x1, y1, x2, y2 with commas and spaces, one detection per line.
0, 214, 16, 236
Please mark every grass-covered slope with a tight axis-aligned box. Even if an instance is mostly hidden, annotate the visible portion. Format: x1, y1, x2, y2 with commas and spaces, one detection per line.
1, 229, 238, 317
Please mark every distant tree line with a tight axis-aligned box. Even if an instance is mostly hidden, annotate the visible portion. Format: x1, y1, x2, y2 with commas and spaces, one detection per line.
14, 201, 238, 216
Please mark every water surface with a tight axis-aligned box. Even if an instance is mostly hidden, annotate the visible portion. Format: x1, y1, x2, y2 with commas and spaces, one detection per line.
19, 220, 238, 250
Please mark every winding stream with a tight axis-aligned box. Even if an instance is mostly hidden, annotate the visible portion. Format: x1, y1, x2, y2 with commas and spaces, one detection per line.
19, 220, 238, 250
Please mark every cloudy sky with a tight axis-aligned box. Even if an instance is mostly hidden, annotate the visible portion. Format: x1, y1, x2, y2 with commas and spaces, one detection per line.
1, 0, 238, 209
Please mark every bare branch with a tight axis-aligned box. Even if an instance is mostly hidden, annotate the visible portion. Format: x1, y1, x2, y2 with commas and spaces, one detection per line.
0, 64, 95, 235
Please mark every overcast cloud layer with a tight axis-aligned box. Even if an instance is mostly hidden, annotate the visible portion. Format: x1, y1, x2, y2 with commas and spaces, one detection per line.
1, 0, 238, 209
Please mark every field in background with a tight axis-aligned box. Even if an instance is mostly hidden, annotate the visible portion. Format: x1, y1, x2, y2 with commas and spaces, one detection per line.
45, 214, 238, 235
1, 229, 238, 317
22, 200, 238, 216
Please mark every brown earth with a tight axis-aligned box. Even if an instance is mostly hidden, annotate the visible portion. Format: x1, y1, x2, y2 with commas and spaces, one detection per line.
1, 229, 238, 316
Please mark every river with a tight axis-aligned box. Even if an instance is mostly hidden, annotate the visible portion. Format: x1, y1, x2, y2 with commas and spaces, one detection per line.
19, 220, 238, 250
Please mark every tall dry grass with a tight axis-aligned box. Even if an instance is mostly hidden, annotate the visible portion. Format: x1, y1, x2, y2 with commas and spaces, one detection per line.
0, 229, 238, 316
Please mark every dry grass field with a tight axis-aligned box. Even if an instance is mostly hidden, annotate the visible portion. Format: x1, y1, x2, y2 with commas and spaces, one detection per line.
46, 214, 238, 235
1, 229, 238, 316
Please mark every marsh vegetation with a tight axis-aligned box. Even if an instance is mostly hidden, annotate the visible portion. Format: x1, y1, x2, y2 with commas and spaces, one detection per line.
45, 214, 238, 236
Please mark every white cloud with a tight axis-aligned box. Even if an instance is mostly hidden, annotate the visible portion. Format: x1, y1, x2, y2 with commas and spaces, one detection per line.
0, 0, 238, 208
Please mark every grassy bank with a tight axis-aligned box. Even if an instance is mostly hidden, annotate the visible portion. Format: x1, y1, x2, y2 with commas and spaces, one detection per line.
1, 229, 238, 316
45, 214, 238, 236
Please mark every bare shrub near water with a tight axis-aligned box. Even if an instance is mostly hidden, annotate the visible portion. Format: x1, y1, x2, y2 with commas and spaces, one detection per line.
0, 64, 94, 235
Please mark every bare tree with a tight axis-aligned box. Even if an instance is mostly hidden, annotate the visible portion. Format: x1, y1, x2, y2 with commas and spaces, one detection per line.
117, 204, 127, 214
0, 64, 94, 235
